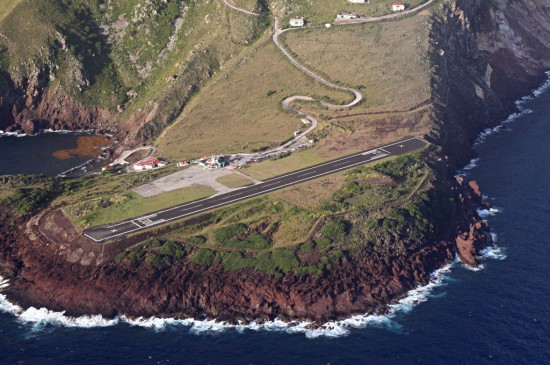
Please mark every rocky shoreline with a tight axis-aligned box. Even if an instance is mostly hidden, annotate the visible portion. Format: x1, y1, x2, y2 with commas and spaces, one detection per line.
0, 176, 489, 325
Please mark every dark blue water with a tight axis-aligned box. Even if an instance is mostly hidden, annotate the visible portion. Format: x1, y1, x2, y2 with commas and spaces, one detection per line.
0, 132, 100, 176
1, 89, 550, 364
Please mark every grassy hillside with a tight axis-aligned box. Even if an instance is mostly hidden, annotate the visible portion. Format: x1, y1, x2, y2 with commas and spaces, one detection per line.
156, 33, 351, 160
281, 12, 432, 111
268, 0, 428, 26
0, 0, 269, 139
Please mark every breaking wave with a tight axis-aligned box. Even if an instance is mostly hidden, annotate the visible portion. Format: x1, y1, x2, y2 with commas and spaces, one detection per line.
0, 264, 454, 338
455, 158, 480, 177
474, 70, 550, 147
0, 128, 96, 139
477, 207, 501, 218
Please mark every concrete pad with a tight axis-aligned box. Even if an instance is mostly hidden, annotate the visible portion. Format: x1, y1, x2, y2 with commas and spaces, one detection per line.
132, 166, 258, 198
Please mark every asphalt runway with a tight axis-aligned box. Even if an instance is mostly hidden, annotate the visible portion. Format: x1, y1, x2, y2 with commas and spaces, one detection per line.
84, 137, 427, 242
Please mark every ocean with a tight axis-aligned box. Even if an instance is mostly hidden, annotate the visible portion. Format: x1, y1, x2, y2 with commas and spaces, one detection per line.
0, 132, 107, 176
1, 84, 550, 364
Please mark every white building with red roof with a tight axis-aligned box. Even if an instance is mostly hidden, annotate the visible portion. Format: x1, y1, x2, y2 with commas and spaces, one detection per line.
133, 157, 167, 171
392, 2, 406, 11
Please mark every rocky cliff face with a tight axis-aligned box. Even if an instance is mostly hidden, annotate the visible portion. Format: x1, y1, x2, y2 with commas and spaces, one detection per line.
431, 0, 550, 169
0, 72, 111, 134
0, 206, 455, 323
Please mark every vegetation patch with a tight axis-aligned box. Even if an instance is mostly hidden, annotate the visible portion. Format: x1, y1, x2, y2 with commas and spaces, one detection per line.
67, 185, 215, 230
282, 12, 431, 111
213, 223, 272, 250
216, 173, 254, 189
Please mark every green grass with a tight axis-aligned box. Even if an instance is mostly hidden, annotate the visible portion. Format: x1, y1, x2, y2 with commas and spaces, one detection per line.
0, 0, 23, 21
155, 32, 351, 161
282, 11, 432, 111
68, 185, 215, 229
270, 0, 429, 26
216, 173, 254, 188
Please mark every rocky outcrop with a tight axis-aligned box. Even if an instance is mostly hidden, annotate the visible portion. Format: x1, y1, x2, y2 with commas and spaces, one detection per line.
453, 179, 492, 267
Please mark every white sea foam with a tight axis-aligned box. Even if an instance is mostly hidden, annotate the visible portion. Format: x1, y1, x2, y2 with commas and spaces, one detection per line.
0, 128, 96, 139
477, 207, 501, 218
533, 71, 550, 97
480, 245, 507, 261
455, 158, 480, 177
472, 72, 549, 147
0, 264, 455, 338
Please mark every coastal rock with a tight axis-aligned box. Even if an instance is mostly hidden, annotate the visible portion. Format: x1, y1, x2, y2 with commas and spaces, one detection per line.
20, 119, 42, 135
0, 207, 455, 324
453, 178, 492, 267
455, 221, 491, 267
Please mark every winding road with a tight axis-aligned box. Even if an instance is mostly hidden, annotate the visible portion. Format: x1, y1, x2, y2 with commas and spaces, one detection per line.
219, 0, 433, 145
272, 17, 363, 110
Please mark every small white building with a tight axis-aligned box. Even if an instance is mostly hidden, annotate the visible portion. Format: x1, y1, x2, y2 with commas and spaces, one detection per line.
337, 12, 359, 20
198, 155, 226, 170
392, 2, 406, 11
348, 0, 368, 3
289, 17, 305, 27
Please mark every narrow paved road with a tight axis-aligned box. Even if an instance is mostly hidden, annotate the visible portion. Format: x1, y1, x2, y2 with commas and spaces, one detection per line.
272, 17, 363, 110
84, 137, 427, 243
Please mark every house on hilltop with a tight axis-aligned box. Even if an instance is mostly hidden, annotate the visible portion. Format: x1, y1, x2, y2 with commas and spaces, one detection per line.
392, 2, 406, 11
337, 12, 359, 20
289, 17, 305, 27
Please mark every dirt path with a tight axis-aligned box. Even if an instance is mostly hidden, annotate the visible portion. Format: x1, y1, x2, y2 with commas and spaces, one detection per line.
220, 0, 260, 17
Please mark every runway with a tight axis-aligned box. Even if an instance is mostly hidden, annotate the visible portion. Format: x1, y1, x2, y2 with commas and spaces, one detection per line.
83, 137, 427, 242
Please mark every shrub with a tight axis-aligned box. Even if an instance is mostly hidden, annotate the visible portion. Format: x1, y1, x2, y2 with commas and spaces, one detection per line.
300, 241, 316, 253
5, 187, 52, 214
127, 250, 145, 263
145, 254, 166, 269
317, 219, 349, 245
159, 241, 188, 259
186, 235, 207, 245
214, 223, 247, 243
220, 251, 249, 271
191, 249, 217, 266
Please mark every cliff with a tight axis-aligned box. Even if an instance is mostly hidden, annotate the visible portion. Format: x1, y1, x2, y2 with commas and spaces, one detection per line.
430, 0, 550, 168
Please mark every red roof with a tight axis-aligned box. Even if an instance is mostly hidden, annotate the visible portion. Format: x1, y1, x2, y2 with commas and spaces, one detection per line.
136, 157, 161, 166
393, 2, 405, 5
